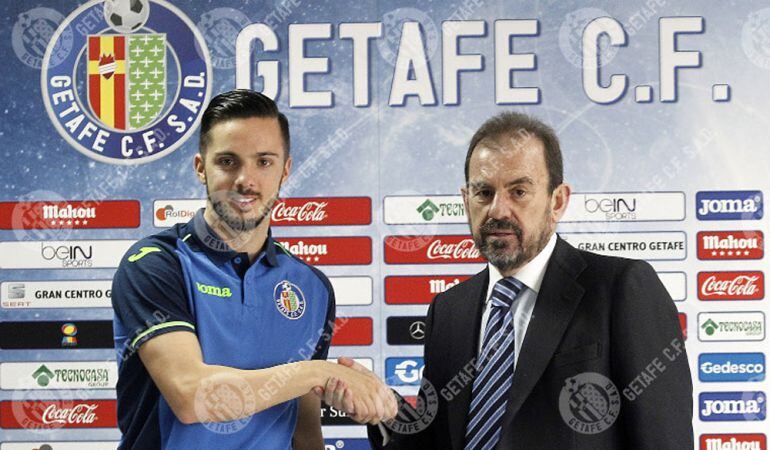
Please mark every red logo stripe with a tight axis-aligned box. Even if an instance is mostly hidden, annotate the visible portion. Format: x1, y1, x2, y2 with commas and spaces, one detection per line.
0, 400, 117, 429
0, 200, 140, 229
697, 271, 764, 300
385, 275, 472, 304
331, 317, 372, 346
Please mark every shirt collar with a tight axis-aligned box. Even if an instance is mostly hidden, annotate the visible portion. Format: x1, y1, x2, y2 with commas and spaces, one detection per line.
487, 232, 557, 300
187, 208, 279, 267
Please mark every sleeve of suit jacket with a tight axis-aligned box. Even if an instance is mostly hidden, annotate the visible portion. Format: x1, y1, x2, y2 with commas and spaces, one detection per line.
611, 260, 693, 449
367, 295, 441, 449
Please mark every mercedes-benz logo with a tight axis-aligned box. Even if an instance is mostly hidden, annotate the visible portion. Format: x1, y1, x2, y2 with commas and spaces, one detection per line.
409, 321, 426, 340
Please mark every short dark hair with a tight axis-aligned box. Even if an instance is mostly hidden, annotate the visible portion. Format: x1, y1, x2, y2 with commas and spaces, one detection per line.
199, 89, 290, 157
465, 112, 563, 192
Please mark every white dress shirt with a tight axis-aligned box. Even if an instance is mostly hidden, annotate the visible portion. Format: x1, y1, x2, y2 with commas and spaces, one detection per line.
478, 232, 557, 368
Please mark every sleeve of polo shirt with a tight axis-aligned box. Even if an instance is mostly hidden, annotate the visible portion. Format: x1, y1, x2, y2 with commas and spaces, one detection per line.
112, 240, 196, 352
311, 274, 336, 360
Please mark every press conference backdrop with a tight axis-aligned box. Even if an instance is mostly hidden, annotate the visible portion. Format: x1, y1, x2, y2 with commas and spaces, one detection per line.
0, 0, 768, 448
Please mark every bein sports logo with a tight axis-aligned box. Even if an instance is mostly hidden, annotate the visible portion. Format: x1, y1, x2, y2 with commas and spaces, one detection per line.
699, 391, 766, 421
696, 191, 763, 221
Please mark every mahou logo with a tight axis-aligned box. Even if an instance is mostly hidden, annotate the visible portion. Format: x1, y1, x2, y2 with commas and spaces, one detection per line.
0, 399, 116, 429
384, 235, 485, 264
697, 231, 764, 260
698, 272, 764, 300
700, 434, 767, 450
271, 197, 371, 226
0, 200, 140, 229
385, 275, 473, 304
276, 237, 371, 265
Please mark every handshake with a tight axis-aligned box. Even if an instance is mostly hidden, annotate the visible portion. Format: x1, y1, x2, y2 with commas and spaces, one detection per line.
313, 356, 399, 425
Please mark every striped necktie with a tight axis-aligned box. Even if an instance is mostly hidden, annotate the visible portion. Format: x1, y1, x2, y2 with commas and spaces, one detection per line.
464, 277, 524, 450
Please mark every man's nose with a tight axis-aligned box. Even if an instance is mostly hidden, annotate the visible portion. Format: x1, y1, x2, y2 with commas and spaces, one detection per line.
234, 162, 259, 190
488, 192, 513, 221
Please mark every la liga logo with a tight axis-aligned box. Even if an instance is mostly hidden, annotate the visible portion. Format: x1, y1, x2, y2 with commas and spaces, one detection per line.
41, 0, 212, 164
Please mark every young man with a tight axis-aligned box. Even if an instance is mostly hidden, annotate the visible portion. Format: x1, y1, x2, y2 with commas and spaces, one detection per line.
112, 90, 395, 449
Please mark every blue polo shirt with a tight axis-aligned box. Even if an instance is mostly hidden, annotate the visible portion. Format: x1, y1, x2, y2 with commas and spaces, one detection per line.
112, 209, 335, 449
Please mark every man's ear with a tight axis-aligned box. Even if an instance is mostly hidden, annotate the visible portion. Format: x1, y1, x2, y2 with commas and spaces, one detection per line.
461, 184, 470, 212
193, 153, 206, 184
550, 183, 572, 222
281, 156, 292, 184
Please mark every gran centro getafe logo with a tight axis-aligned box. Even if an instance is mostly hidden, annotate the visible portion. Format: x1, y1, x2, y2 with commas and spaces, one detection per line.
41, 0, 211, 164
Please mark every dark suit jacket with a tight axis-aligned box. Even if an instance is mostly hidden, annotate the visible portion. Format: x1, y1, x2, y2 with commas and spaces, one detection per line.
370, 236, 692, 449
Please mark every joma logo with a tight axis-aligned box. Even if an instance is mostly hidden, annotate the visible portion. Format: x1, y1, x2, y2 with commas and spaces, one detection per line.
196, 282, 232, 298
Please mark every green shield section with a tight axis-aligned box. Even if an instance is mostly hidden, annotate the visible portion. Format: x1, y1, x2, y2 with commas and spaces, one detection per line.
127, 34, 166, 129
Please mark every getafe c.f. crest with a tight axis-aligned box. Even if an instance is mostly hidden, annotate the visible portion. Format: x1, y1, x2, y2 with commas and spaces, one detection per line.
42, 0, 212, 164
273, 280, 306, 320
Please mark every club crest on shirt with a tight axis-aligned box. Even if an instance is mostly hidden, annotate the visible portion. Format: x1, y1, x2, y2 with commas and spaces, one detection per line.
274, 280, 306, 320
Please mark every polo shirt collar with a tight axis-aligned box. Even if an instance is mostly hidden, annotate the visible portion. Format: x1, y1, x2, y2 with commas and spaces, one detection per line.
188, 208, 279, 267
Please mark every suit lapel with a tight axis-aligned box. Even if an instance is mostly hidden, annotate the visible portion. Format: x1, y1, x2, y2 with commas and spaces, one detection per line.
497, 237, 586, 446
446, 268, 488, 450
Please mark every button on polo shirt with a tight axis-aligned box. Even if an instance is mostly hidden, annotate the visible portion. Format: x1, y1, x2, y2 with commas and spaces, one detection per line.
112, 209, 335, 450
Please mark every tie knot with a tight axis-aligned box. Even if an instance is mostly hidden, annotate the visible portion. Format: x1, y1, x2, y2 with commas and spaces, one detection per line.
490, 277, 523, 309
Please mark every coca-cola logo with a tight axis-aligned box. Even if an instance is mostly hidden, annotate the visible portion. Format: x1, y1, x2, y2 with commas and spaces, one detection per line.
427, 238, 480, 260
42, 403, 98, 424
272, 201, 328, 223
698, 272, 764, 300
2, 398, 116, 430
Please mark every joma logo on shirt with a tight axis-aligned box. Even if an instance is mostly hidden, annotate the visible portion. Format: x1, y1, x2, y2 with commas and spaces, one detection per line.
196, 282, 232, 298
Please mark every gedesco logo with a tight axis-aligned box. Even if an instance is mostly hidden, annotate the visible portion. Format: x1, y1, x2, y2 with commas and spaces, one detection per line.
699, 353, 766, 382
386, 357, 425, 386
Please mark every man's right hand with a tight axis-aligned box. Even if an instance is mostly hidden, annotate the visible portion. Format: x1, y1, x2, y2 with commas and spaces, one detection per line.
313, 357, 398, 425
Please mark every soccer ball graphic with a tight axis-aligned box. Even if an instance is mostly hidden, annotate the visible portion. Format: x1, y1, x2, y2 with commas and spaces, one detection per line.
103, 0, 150, 33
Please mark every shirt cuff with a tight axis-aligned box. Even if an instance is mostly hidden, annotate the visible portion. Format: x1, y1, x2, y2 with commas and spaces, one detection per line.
377, 422, 391, 446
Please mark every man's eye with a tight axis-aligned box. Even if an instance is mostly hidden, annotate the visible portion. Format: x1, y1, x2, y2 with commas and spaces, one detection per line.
513, 189, 527, 198
476, 190, 492, 199
218, 157, 235, 167
259, 158, 272, 167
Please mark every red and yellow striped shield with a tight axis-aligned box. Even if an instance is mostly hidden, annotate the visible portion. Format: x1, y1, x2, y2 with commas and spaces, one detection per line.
88, 35, 127, 130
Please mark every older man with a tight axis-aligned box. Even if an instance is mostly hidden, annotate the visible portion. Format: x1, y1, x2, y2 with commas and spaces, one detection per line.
327, 111, 692, 449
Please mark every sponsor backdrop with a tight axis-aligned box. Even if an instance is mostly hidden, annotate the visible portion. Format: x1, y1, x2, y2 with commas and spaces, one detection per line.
0, 0, 768, 447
